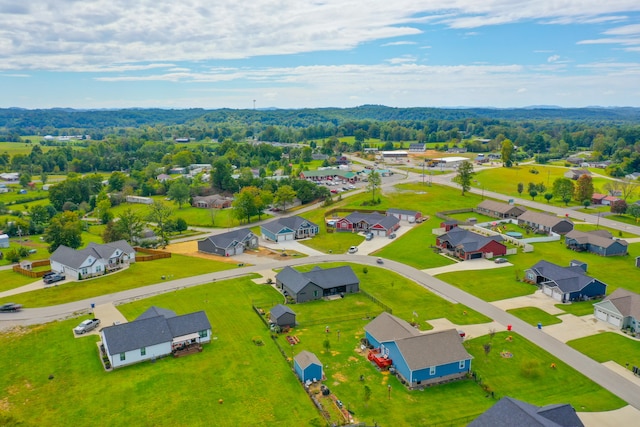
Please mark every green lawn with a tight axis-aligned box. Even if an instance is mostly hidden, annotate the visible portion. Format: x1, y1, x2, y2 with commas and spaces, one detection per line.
0, 270, 38, 292
568, 332, 640, 369
506, 307, 562, 327
0, 276, 323, 427
466, 331, 625, 411
555, 300, 599, 316
0, 254, 237, 308
439, 268, 536, 302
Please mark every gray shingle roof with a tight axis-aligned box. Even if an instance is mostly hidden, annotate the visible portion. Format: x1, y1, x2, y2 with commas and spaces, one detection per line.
261, 215, 318, 234
102, 309, 210, 355
469, 396, 583, 427
528, 260, 597, 293
294, 350, 322, 370
344, 212, 400, 230
136, 306, 177, 320
395, 329, 472, 371
518, 211, 573, 228
565, 229, 628, 249
50, 240, 135, 269
603, 288, 640, 319
270, 304, 295, 319
387, 208, 420, 216
477, 200, 525, 215
203, 228, 255, 250
438, 227, 504, 252
276, 265, 359, 293
364, 311, 419, 343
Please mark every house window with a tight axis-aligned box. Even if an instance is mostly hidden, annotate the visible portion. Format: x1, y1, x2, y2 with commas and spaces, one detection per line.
140, 347, 146, 356
313, 290, 319, 297
96, 265, 102, 272
199, 330, 208, 338
459, 360, 465, 369
81, 268, 88, 275
429, 366, 436, 375
120, 353, 126, 361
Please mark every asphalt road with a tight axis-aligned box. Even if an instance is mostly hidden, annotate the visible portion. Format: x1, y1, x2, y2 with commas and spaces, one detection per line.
3, 253, 640, 410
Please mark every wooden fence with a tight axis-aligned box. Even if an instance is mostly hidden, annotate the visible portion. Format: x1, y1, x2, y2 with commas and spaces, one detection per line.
13, 259, 51, 278
134, 247, 171, 261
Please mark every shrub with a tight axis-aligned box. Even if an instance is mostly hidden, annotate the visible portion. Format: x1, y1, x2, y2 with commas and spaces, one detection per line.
4, 248, 20, 263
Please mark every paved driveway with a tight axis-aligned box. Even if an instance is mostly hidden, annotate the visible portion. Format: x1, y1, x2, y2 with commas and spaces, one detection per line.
491, 290, 565, 315
356, 223, 416, 255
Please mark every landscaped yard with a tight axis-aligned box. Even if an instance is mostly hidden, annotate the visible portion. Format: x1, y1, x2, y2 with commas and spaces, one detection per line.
0, 254, 238, 307
439, 267, 536, 302
506, 307, 562, 327
465, 331, 625, 411
567, 332, 640, 370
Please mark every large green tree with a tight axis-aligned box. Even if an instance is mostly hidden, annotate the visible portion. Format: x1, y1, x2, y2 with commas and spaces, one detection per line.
274, 185, 297, 211
501, 139, 514, 167
367, 171, 382, 202
574, 174, 594, 203
45, 211, 83, 252
147, 201, 174, 247
552, 178, 575, 205
232, 187, 258, 223
453, 160, 474, 195
168, 179, 191, 209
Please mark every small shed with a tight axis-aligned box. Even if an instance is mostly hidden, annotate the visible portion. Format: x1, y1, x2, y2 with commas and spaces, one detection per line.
294, 351, 323, 383
270, 304, 296, 328
0, 234, 8, 248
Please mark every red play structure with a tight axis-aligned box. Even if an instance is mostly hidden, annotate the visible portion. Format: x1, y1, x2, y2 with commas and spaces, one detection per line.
368, 349, 392, 369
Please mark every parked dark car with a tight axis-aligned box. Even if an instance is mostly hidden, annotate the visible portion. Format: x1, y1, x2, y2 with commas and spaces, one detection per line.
43, 273, 65, 284
388, 233, 397, 239
0, 303, 23, 312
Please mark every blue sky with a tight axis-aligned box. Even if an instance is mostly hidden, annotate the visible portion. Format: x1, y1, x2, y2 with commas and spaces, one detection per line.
1, 1, 639, 109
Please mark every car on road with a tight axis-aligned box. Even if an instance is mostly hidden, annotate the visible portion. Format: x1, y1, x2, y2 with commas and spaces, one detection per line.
0, 303, 23, 312
458, 330, 466, 338
348, 184, 356, 189
348, 246, 358, 254
376, 258, 383, 264
74, 318, 101, 334
43, 273, 65, 284
494, 258, 508, 264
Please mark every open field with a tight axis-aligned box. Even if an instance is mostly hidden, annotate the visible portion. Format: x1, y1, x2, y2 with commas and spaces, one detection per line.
567, 332, 640, 370
0, 254, 238, 307
465, 331, 625, 411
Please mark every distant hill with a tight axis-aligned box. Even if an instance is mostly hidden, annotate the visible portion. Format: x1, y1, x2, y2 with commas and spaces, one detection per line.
1, 105, 639, 132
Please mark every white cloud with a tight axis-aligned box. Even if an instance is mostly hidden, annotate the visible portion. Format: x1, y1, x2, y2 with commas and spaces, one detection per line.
381, 41, 417, 47
547, 55, 560, 62
1, 1, 640, 71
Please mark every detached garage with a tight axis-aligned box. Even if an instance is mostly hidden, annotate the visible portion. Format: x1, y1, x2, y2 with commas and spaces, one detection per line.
294, 351, 323, 383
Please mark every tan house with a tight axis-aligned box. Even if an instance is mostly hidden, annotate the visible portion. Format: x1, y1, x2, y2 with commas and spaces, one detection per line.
192, 195, 233, 209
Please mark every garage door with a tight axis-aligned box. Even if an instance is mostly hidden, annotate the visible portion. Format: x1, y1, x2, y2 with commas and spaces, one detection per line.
552, 289, 563, 302
543, 286, 553, 296
607, 315, 622, 327
373, 229, 386, 236
595, 309, 608, 321
469, 252, 483, 259
280, 233, 294, 241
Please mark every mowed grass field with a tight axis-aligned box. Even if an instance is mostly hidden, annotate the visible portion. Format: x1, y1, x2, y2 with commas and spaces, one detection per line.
0, 276, 323, 427
567, 332, 640, 369
0, 254, 238, 308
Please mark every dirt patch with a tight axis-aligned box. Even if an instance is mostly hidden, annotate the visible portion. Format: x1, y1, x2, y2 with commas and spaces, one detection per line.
0, 325, 36, 338
162, 241, 240, 264
348, 356, 359, 362
333, 372, 347, 383
0, 397, 10, 412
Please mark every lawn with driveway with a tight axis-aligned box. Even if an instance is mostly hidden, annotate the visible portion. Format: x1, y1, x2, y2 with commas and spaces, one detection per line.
0, 254, 238, 308
567, 332, 640, 371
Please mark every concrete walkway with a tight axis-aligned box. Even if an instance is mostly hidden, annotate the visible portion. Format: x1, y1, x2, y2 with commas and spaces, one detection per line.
0, 280, 44, 299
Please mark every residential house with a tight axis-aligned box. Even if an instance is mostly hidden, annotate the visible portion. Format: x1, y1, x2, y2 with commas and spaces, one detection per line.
436, 227, 507, 260
364, 312, 472, 388
408, 143, 426, 152
275, 265, 360, 303
156, 173, 171, 183
625, 172, 640, 181
0, 172, 19, 182
594, 288, 640, 332
591, 193, 607, 205
440, 220, 459, 232
260, 216, 319, 242
50, 240, 136, 280
525, 260, 607, 303
564, 169, 591, 180
602, 195, 620, 206
192, 194, 233, 209
565, 229, 628, 256
197, 229, 258, 257
517, 211, 574, 235
334, 211, 400, 237
475, 200, 526, 219
101, 306, 212, 369
469, 396, 584, 427
294, 351, 323, 383
269, 304, 296, 329
386, 208, 422, 223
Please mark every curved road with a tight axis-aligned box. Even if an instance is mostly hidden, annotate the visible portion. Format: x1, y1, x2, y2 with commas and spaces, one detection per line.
3, 253, 640, 411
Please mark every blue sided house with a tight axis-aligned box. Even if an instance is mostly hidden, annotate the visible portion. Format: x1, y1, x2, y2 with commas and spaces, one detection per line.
294, 350, 323, 383
260, 215, 319, 242
525, 260, 607, 303
364, 312, 472, 388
